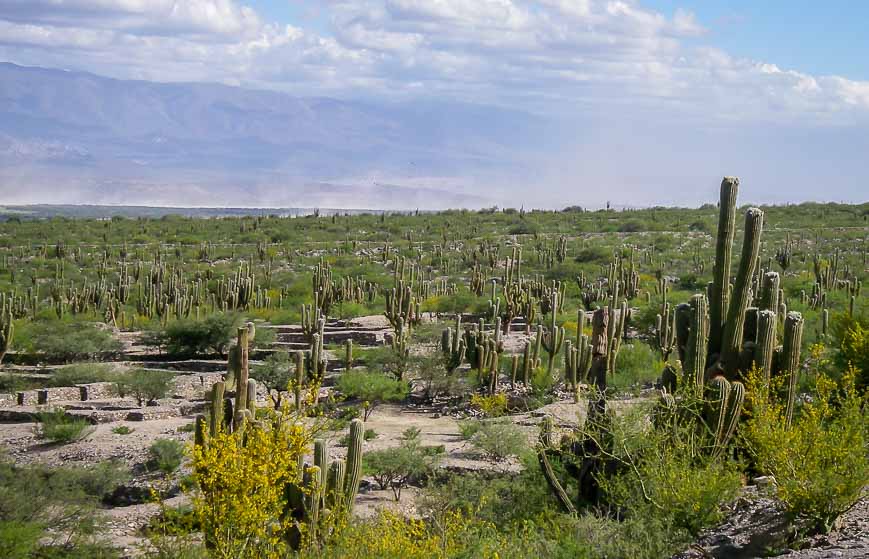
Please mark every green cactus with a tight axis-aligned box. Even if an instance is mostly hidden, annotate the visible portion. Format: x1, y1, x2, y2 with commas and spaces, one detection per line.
709, 177, 739, 359
720, 208, 764, 377
754, 309, 776, 382
780, 311, 804, 427
343, 418, 364, 512
0, 309, 12, 365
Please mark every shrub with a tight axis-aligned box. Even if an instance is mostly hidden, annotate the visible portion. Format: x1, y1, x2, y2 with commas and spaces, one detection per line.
25, 321, 122, 363
49, 363, 118, 387
612, 342, 663, 393
35, 409, 94, 443
0, 458, 127, 557
112, 425, 134, 435
151, 313, 241, 357
574, 246, 610, 264
253, 351, 293, 408
115, 369, 174, 406
741, 366, 869, 533
469, 393, 508, 418
336, 371, 407, 421
191, 412, 308, 556
836, 315, 868, 389
469, 420, 528, 461
148, 439, 185, 475
363, 428, 443, 501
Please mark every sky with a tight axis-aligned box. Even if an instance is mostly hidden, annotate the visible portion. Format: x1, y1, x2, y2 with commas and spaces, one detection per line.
0, 0, 867, 206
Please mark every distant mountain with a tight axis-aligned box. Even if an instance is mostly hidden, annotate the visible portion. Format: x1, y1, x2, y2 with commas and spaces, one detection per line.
0, 63, 557, 209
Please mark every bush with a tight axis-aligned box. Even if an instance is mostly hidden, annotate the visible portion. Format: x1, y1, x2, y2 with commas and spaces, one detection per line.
469, 393, 508, 418
612, 343, 663, 393
742, 367, 869, 533
25, 321, 122, 363
0, 458, 127, 557
115, 369, 174, 406
574, 246, 610, 264
253, 352, 293, 408
35, 409, 94, 443
337, 371, 407, 421
363, 428, 442, 501
469, 420, 528, 461
836, 315, 868, 389
148, 439, 185, 475
112, 426, 134, 435
49, 363, 118, 387
151, 313, 241, 357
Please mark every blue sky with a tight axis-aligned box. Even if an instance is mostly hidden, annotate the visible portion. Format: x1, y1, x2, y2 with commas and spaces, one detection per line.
0, 1, 867, 205
645, 1, 868, 79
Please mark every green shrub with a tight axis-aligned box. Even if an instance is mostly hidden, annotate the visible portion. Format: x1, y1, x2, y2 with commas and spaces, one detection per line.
336, 371, 407, 420
363, 428, 443, 501
49, 363, 118, 387
253, 351, 293, 408
150, 313, 241, 357
25, 321, 122, 363
35, 410, 94, 443
742, 367, 869, 533
148, 439, 185, 475
115, 369, 174, 406
112, 425, 134, 435
612, 342, 663, 393
469, 420, 528, 461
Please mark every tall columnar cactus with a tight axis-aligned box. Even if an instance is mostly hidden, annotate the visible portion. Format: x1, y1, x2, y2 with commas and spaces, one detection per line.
440, 317, 466, 372
0, 309, 12, 365
781, 311, 804, 427
344, 339, 353, 371
294, 350, 305, 411
541, 301, 565, 373
235, 325, 250, 412
656, 303, 676, 362
754, 310, 776, 382
706, 376, 745, 459
720, 207, 764, 377
759, 271, 780, 312
208, 381, 226, 436
684, 294, 709, 391
343, 418, 364, 512
709, 177, 739, 359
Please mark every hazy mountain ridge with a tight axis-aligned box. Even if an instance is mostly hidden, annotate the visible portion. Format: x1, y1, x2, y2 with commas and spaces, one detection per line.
0, 63, 556, 209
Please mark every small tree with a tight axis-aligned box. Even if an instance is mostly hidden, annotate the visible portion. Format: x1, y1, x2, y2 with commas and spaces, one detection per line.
254, 352, 293, 408
337, 371, 407, 421
363, 428, 442, 501
116, 369, 174, 406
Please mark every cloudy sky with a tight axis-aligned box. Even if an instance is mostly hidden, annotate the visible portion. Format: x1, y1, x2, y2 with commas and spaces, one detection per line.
1, 0, 867, 206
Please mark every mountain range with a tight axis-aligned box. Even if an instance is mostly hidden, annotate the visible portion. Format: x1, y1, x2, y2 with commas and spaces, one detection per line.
0, 63, 559, 209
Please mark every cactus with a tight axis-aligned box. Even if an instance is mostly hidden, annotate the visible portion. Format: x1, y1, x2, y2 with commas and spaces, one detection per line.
683, 294, 709, 390
235, 326, 250, 412
720, 208, 764, 377
754, 310, 776, 382
706, 376, 745, 459
440, 317, 466, 372
780, 312, 804, 428
541, 299, 565, 373
656, 303, 676, 362
208, 381, 226, 436
343, 418, 364, 512
709, 177, 739, 359
0, 308, 12, 365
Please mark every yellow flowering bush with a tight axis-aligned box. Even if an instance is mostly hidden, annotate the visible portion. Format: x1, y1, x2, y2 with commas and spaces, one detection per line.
470, 393, 508, 418
191, 415, 312, 558
742, 366, 869, 533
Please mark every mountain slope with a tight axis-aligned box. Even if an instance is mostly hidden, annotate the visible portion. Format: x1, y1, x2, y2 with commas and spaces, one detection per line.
0, 63, 555, 208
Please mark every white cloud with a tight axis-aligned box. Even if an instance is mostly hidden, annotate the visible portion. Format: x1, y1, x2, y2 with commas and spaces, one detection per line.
0, 0, 867, 123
